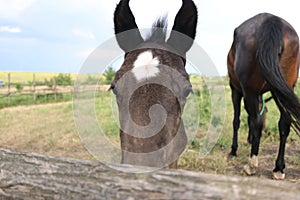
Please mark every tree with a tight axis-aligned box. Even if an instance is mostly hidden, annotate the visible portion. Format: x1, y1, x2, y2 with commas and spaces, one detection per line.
103, 66, 116, 84
55, 73, 73, 86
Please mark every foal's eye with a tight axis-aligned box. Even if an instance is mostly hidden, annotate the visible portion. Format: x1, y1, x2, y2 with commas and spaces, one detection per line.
183, 85, 193, 98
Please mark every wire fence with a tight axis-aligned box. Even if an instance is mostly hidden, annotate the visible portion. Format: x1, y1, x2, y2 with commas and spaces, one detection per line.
0, 73, 114, 108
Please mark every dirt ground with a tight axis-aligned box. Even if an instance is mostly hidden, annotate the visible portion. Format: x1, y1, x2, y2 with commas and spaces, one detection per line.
225, 142, 300, 184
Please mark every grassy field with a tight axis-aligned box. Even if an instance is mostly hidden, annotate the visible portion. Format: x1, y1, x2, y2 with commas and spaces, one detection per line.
0, 74, 299, 183
0, 71, 77, 84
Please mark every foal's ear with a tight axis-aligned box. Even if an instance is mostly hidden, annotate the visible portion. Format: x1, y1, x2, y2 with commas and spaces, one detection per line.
114, 0, 144, 52
167, 0, 198, 54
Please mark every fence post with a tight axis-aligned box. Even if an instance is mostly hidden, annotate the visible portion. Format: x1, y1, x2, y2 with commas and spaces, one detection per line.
33, 73, 36, 102
53, 78, 57, 101
7, 73, 11, 105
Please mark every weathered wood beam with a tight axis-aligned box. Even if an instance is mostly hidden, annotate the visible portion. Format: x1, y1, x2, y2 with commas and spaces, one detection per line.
0, 148, 299, 199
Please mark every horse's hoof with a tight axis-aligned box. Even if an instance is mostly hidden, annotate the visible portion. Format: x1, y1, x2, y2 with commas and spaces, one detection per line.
228, 151, 237, 157
242, 155, 258, 175
272, 171, 285, 180
243, 164, 256, 175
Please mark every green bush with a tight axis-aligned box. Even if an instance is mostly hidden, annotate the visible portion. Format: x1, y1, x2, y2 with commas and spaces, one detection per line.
54, 73, 73, 86
102, 66, 115, 84
15, 84, 24, 92
42, 74, 73, 87
44, 78, 53, 88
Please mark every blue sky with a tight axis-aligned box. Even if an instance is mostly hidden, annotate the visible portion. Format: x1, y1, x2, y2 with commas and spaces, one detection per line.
0, 0, 300, 75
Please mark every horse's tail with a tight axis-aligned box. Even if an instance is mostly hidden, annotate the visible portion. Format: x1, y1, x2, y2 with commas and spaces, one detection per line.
258, 16, 300, 133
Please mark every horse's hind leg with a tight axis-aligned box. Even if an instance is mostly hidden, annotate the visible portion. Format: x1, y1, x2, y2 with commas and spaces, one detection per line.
272, 113, 291, 180
247, 95, 266, 144
243, 93, 263, 175
229, 84, 243, 156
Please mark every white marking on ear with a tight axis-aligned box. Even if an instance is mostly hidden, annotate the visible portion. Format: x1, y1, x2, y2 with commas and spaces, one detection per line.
132, 51, 160, 81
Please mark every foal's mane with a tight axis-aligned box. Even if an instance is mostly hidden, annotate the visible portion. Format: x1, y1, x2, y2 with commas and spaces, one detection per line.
145, 17, 168, 43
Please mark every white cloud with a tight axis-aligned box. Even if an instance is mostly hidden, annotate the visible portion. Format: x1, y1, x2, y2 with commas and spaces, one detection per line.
130, 0, 181, 29
0, 26, 21, 33
0, 0, 37, 19
72, 29, 95, 40
76, 48, 96, 58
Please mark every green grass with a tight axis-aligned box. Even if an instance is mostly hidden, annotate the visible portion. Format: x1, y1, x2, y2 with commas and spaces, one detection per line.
0, 92, 73, 109
95, 92, 120, 144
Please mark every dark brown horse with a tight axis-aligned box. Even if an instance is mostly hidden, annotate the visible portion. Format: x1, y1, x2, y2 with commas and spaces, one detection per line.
111, 0, 197, 168
227, 13, 300, 179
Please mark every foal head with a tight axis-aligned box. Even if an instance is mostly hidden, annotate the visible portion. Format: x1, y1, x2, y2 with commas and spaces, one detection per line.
111, 0, 198, 168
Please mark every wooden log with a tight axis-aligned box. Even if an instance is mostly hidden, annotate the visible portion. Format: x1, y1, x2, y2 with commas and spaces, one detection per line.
0, 148, 299, 199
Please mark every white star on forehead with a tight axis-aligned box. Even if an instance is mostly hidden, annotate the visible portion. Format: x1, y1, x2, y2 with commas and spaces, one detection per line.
132, 51, 160, 81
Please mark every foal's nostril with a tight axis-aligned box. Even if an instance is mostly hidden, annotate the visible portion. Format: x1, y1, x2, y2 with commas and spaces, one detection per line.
109, 83, 118, 96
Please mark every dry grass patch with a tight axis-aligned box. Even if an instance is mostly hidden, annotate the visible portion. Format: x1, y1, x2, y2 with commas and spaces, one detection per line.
0, 102, 93, 160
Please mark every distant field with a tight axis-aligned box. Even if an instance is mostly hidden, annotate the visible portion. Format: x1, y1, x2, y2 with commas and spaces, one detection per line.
0, 71, 77, 84
0, 71, 220, 85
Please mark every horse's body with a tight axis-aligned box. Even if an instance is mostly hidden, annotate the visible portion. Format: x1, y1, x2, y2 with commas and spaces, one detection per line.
112, 0, 197, 168
227, 13, 300, 179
